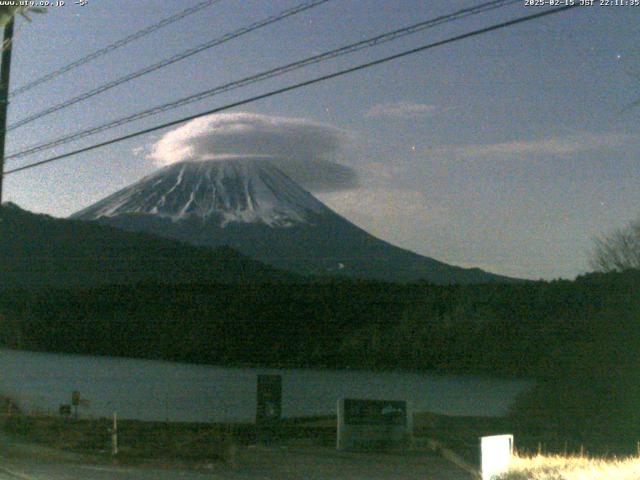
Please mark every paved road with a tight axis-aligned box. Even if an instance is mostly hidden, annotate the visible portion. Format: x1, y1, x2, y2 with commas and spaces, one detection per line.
0, 447, 474, 480
1, 462, 219, 480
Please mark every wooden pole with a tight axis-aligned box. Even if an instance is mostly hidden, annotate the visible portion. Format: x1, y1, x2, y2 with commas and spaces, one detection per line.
111, 412, 118, 456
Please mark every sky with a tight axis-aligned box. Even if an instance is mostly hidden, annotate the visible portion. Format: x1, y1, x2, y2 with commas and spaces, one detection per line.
3, 0, 639, 280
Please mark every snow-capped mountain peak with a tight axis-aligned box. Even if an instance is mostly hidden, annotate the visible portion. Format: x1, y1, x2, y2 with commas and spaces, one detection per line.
72, 158, 330, 227
70, 157, 515, 284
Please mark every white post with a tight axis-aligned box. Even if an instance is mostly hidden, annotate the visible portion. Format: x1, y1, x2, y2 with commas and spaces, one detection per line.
111, 412, 118, 456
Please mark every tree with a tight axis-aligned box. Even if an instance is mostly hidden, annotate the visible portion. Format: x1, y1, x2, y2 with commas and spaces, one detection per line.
0, 6, 45, 28
591, 217, 640, 272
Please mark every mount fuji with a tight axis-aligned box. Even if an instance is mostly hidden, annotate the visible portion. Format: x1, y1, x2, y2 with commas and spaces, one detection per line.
72, 158, 514, 284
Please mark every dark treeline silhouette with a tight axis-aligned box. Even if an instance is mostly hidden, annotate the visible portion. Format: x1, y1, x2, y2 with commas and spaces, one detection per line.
1, 271, 637, 377
0, 203, 297, 288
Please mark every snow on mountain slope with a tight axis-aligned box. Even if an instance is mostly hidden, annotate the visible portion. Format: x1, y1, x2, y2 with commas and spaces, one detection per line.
72, 158, 331, 227
71, 157, 518, 284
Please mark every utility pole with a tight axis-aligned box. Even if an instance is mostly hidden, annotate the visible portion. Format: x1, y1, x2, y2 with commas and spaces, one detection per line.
0, 16, 14, 205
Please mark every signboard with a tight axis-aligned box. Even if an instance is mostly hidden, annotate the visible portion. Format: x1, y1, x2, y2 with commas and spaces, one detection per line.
344, 399, 407, 426
480, 434, 514, 480
337, 398, 412, 451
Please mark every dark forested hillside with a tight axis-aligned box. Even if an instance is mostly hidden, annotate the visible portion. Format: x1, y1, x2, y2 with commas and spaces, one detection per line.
508, 271, 640, 453
0, 203, 294, 287
1, 271, 637, 380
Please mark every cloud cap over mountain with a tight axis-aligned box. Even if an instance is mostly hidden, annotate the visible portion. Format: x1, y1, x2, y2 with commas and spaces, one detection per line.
147, 112, 358, 193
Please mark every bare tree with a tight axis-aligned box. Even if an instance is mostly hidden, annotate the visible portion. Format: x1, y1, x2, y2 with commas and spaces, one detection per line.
591, 218, 640, 272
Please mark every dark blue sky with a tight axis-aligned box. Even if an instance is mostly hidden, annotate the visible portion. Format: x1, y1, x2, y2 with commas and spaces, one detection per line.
4, 1, 639, 279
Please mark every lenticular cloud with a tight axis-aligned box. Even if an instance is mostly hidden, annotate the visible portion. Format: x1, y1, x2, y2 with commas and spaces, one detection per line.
147, 112, 358, 193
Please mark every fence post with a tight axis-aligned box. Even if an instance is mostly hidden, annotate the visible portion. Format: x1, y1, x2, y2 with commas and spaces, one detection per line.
111, 412, 118, 456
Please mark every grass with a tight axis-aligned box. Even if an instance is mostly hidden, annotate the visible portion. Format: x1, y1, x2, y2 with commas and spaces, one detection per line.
496, 453, 640, 480
0, 411, 338, 464
0, 410, 496, 468
1, 414, 245, 464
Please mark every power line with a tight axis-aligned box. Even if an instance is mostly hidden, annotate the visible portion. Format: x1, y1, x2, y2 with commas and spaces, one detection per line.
4, 4, 579, 177
7, 0, 519, 161
11, 0, 223, 98
6, 0, 332, 131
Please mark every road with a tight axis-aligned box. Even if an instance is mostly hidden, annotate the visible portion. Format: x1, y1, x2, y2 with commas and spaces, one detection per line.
1, 446, 475, 480
1, 462, 217, 480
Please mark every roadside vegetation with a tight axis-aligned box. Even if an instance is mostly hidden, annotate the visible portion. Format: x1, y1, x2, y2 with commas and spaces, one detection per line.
1, 412, 244, 465
497, 453, 640, 480
0, 408, 504, 468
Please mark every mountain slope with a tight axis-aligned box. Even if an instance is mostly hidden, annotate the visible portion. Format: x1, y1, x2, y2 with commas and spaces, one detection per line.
73, 159, 331, 227
0, 203, 294, 288
72, 159, 517, 284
